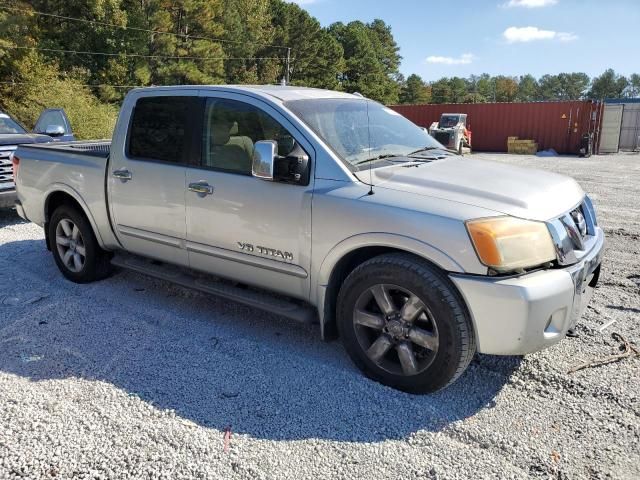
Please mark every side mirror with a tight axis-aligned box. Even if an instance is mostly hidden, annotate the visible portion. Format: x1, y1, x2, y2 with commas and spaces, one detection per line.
45, 125, 65, 137
252, 140, 277, 181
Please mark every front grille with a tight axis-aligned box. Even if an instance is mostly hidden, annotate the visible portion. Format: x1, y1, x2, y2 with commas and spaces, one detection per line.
433, 131, 451, 146
570, 205, 588, 238
0, 146, 17, 192
547, 197, 598, 266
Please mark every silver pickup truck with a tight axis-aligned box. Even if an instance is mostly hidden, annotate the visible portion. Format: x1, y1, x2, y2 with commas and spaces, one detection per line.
14, 86, 604, 393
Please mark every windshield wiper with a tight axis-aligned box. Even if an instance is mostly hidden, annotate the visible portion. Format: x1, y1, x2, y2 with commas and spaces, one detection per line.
354, 153, 405, 166
407, 146, 446, 156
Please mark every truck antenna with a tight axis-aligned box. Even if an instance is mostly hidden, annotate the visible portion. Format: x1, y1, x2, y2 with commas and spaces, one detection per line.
366, 99, 374, 195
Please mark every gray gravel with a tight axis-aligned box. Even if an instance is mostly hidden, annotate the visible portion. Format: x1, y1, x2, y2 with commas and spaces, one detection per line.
1, 152, 639, 479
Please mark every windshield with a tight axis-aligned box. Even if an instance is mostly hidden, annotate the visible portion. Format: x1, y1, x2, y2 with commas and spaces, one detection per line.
285, 98, 443, 168
439, 115, 462, 128
0, 113, 27, 135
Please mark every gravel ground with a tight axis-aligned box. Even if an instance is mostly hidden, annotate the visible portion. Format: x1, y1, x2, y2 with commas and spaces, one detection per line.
0, 152, 638, 479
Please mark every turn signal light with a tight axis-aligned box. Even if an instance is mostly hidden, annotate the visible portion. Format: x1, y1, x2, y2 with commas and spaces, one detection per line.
11, 154, 20, 179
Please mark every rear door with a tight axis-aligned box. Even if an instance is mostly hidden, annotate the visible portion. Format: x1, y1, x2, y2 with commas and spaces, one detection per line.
108, 93, 201, 267
33, 108, 75, 141
184, 92, 314, 299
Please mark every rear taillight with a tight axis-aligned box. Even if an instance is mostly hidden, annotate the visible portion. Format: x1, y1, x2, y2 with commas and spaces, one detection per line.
11, 154, 20, 179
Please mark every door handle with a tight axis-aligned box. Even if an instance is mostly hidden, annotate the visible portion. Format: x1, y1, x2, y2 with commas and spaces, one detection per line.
113, 169, 132, 181
188, 182, 214, 196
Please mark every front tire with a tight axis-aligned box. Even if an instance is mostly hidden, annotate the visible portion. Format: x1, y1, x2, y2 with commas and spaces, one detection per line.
49, 205, 112, 283
337, 253, 476, 393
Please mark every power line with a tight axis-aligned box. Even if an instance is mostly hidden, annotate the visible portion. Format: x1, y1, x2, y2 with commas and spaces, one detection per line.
0, 4, 290, 51
4, 45, 285, 62
0, 80, 141, 89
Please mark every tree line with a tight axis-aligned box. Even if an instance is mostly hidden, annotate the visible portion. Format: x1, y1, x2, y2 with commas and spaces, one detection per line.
0, 1, 638, 138
398, 70, 640, 105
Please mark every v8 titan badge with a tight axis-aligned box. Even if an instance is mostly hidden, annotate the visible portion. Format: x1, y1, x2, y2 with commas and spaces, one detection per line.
238, 242, 293, 261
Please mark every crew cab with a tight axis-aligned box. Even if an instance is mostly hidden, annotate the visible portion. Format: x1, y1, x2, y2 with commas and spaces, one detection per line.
13, 86, 604, 393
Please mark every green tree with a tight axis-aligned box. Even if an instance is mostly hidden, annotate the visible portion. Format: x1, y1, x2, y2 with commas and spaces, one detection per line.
629, 73, 640, 97
517, 74, 539, 101
462, 93, 486, 103
0, 52, 117, 139
146, 0, 226, 85
268, 0, 343, 88
557, 72, 590, 100
588, 69, 629, 99
223, 0, 276, 84
476, 74, 494, 101
430, 78, 451, 103
494, 76, 518, 102
329, 19, 401, 103
399, 74, 430, 104
448, 77, 467, 103
538, 74, 562, 100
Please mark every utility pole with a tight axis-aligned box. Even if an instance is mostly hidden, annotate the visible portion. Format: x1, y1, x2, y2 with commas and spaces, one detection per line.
285, 48, 291, 85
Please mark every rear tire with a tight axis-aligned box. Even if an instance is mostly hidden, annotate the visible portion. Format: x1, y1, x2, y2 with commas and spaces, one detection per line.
337, 253, 476, 394
49, 205, 113, 283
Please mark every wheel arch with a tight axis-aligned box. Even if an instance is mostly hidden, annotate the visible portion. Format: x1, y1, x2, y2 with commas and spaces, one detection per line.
43, 185, 106, 251
315, 233, 465, 340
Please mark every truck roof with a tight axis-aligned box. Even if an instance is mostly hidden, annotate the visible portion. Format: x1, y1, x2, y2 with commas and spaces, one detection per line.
128, 85, 360, 102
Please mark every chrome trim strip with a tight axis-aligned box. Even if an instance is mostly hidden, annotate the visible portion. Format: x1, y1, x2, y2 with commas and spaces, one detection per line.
118, 225, 183, 248
186, 241, 308, 279
582, 195, 597, 233
547, 218, 578, 265
560, 212, 585, 250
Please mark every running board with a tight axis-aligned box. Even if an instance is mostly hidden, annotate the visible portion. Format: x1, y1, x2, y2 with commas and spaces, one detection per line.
111, 253, 317, 324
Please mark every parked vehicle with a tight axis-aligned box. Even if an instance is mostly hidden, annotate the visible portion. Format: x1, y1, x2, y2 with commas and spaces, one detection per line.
0, 109, 74, 209
14, 86, 604, 393
32, 108, 76, 142
428, 113, 472, 155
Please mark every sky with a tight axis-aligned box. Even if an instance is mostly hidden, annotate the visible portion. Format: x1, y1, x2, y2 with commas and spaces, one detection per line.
289, 0, 639, 81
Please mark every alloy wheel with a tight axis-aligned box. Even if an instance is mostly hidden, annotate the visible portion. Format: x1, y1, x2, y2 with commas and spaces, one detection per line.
353, 284, 439, 376
55, 218, 86, 273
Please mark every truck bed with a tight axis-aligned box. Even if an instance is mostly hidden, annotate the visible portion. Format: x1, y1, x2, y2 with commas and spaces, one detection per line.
15, 139, 117, 248
17, 140, 111, 158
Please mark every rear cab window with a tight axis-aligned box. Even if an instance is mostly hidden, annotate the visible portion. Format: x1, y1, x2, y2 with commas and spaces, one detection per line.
127, 96, 200, 164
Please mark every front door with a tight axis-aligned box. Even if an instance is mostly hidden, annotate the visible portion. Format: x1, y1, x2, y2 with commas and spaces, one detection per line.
185, 93, 314, 299
108, 93, 200, 266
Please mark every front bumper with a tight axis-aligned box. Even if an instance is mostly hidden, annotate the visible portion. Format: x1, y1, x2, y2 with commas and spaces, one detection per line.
450, 227, 604, 355
0, 189, 16, 209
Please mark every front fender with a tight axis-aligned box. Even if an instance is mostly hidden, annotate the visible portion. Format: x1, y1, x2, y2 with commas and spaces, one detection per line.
314, 232, 465, 303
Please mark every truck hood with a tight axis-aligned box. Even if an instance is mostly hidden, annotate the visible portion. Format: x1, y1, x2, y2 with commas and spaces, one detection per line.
0, 134, 53, 146
356, 157, 584, 221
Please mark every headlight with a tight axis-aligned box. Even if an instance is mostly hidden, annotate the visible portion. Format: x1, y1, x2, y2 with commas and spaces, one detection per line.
466, 216, 556, 272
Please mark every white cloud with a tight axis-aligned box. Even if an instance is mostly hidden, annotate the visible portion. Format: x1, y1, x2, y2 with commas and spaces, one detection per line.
425, 53, 474, 65
557, 32, 579, 42
503, 26, 578, 43
505, 0, 557, 7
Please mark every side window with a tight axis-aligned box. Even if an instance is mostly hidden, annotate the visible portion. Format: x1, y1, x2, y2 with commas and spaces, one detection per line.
202, 98, 297, 174
34, 110, 68, 133
128, 96, 196, 164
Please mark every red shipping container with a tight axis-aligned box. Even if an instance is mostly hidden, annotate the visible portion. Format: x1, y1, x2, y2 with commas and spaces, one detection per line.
389, 101, 603, 154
